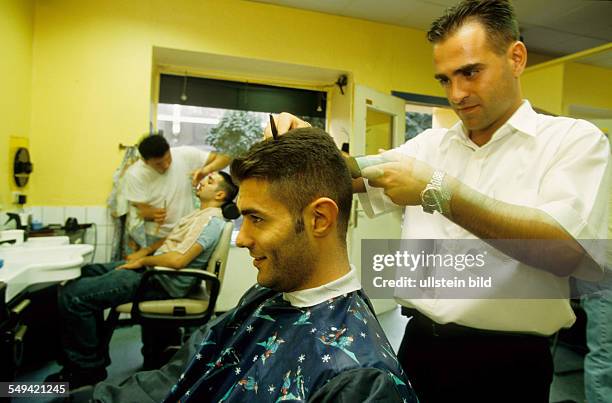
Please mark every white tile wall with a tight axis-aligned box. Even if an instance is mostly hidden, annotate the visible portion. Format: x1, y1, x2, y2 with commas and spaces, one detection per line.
29, 206, 43, 223
106, 225, 115, 245
43, 207, 65, 225
86, 206, 110, 226
31, 205, 114, 263
86, 206, 113, 263
94, 245, 108, 263
65, 206, 86, 222
96, 225, 108, 247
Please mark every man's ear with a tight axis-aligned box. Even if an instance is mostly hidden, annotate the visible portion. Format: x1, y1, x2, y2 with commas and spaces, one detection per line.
306, 198, 338, 238
508, 40, 527, 77
215, 190, 227, 202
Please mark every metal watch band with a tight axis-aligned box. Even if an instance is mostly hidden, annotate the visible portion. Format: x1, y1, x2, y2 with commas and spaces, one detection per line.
421, 170, 452, 218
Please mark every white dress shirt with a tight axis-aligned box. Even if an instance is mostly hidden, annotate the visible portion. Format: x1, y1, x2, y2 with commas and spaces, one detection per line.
360, 100, 611, 335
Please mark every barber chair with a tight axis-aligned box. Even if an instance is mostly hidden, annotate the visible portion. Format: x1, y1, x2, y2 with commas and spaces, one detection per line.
104, 221, 233, 369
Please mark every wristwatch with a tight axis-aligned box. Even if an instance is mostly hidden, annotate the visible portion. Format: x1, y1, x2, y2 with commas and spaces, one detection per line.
420, 170, 452, 217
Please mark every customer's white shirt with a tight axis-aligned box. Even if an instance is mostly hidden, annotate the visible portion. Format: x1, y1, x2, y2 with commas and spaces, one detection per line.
283, 265, 362, 308
360, 100, 611, 335
124, 146, 210, 237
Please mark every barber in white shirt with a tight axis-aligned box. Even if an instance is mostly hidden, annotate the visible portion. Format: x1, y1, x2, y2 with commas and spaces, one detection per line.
266, 1, 610, 402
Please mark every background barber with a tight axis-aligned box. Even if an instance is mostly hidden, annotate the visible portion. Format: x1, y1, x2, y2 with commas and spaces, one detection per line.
124, 134, 230, 245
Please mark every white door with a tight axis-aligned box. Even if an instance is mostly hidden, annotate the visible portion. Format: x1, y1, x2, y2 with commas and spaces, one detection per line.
349, 85, 406, 314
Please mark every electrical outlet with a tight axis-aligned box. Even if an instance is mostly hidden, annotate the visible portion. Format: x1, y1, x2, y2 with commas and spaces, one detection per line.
12, 192, 26, 205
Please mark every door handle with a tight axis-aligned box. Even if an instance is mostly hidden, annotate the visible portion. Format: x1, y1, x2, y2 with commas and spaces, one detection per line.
351, 199, 365, 228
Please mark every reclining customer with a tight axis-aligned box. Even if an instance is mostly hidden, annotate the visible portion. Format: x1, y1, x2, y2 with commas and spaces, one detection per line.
46, 171, 238, 388
87, 128, 417, 402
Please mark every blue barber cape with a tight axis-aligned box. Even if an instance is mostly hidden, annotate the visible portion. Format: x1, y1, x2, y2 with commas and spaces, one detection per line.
163, 284, 418, 402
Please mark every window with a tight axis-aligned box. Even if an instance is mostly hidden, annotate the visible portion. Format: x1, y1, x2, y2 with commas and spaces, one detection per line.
156, 74, 327, 240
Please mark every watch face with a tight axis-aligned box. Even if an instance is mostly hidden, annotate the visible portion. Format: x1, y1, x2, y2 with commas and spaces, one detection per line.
422, 188, 441, 212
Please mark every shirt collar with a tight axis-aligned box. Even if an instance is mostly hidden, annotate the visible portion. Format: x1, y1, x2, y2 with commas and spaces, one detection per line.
442, 100, 538, 148
506, 100, 537, 137
282, 265, 361, 308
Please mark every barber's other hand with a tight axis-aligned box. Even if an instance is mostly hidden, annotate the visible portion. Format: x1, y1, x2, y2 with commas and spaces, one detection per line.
362, 151, 433, 206
264, 112, 311, 139
117, 258, 144, 270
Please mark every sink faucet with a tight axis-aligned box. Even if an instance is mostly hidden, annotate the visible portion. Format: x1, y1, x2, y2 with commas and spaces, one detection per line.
5, 213, 23, 230
0, 239, 17, 246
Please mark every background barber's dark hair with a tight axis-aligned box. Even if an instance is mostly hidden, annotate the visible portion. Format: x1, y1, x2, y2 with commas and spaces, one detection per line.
230, 127, 352, 243
427, 0, 520, 55
138, 134, 170, 160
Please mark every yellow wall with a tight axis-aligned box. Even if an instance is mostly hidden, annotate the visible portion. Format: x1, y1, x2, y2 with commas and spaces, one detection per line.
28, 0, 443, 205
563, 62, 612, 115
588, 119, 612, 135
0, 0, 34, 209
521, 63, 565, 115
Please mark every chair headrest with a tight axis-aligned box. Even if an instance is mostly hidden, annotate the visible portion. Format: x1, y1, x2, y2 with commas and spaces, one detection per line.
222, 202, 240, 220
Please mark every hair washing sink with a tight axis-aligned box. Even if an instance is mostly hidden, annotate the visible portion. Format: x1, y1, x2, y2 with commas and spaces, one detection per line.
0, 237, 94, 302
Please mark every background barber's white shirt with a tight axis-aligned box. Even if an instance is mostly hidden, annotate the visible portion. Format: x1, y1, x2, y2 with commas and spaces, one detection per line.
124, 146, 210, 237
360, 100, 611, 335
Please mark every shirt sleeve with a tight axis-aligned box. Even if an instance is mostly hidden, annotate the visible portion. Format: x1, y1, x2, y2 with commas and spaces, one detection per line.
123, 165, 149, 203
535, 121, 610, 239
196, 216, 224, 251
307, 368, 418, 403
180, 146, 211, 172
168, 216, 225, 257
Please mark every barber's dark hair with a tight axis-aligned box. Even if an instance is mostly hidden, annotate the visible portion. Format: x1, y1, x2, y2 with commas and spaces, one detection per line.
138, 134, 170, 160
230, 127, 352, 243
427, 0, 520, 54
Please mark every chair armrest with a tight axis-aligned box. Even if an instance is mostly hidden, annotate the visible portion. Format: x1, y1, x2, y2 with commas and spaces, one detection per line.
151, 266, 220, 280
130, 266, 221, 322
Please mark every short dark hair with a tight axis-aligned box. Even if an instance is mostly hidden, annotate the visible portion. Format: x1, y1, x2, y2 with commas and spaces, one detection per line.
230, 127, 352, 242
217, 171, 239, 203
427, 0, 520, 54
138, 134, 170, 160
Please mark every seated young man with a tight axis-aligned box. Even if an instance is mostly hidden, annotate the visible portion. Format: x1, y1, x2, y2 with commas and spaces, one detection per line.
46, 171, 238, 388
88, 128, 417, 402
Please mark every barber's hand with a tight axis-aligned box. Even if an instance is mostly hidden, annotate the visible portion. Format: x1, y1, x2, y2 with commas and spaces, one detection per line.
191, 167, 208, 186
137, 204, 167, 224
117, 258, 144, 270
152, 208, 167, 225
264, 112, 311, 139
362, 151, 433, 206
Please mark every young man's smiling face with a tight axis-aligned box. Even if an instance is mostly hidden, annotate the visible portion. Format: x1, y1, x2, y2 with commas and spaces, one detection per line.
235, 178, 315, 292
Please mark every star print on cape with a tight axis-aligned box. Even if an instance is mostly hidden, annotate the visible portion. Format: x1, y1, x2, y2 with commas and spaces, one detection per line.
318, 325, 359, 364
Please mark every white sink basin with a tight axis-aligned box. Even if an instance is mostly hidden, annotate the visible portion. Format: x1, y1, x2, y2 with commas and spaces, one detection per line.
21, 236, 71, 247
0, 239, 94, 302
